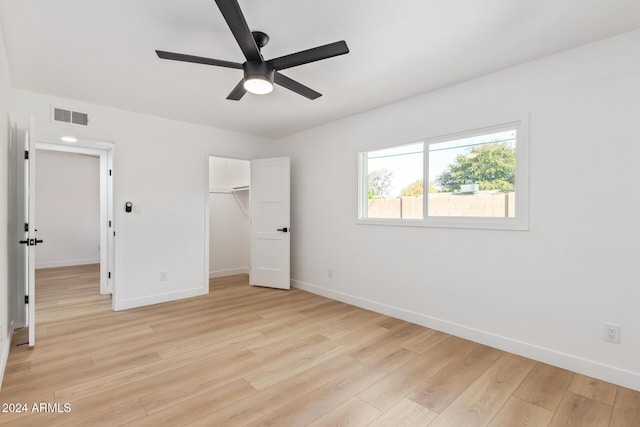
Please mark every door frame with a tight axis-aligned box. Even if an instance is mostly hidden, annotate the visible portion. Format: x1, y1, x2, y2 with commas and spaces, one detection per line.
35, 140, 115, 305
204, 153, 291, 289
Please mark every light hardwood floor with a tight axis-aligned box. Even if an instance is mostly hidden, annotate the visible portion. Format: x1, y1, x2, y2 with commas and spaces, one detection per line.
0, 264, 638, 426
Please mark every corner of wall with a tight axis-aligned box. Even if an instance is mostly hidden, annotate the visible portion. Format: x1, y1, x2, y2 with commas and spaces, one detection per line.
0, 17, 15, 389
0, 323, 13, 390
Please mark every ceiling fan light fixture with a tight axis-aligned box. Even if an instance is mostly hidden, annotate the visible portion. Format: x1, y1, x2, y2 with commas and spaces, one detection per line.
244, 76, 273, 95
243, 61, 275, 95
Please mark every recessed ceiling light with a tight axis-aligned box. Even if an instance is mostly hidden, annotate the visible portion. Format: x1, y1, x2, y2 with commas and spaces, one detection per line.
61, 136, 77, 143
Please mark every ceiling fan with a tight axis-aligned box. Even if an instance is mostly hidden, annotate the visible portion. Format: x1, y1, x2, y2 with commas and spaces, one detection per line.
155, 0, 349, 101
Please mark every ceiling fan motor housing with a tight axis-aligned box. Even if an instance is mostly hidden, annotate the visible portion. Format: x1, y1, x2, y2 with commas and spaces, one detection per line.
243, 61, 274, 84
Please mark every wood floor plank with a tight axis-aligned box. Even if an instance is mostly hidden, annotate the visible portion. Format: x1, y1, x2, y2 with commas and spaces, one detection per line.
243, 334, 348, 390
10, 397, 148, 427
319, 310, 387, 341
62, 397, 147, 426
2, 360, 30, 376
129, 379, 257, 427
0, 390, 56, 425
188, 354, 362, 426
368, 398, 437, 427
358, 336, 472, 412
1, 265, 637, 426
54, 346, 257, 402
153, 325, 268, 360
429, 353, 536, 427
568, 373, 618, 405
245, 347, 420, 426
513, 362, 574, 412
408, 343, 503, 413
307, 397, 382, 427
400, 328, 450, 354
488, 396, 553, 427
124, 345, 263, 414
348, 321, 427, 362
610, 387, 640, 427
549, 391, 613, 427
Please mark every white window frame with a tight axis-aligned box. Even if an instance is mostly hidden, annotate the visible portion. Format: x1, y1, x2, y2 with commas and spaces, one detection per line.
357, 117, 529, 231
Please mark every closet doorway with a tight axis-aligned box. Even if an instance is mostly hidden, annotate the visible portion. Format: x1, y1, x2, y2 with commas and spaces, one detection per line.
208, 156, 251, 279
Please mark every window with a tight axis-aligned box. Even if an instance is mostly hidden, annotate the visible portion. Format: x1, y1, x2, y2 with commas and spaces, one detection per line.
358, 120, 528, 230
363, 143, 424, 219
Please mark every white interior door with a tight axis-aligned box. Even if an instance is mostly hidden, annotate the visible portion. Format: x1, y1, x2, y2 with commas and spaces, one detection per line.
14, 125, 28, 331
15, 118, 38, 346
15, 119, 37, 346
250, 157, 290, 289
26, 118, 37, 346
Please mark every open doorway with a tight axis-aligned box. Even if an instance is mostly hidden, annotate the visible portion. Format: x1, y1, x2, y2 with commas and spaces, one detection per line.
208, 156, 251, 280
33, 149, 109, 320
35, 150, 101, 271
35, 141, 114, 298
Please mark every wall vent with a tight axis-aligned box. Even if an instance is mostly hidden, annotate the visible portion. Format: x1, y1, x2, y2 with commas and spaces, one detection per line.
51, 106, 90, 127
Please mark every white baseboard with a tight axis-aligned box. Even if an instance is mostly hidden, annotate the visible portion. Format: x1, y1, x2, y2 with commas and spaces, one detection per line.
114, 287, 208, 311
0, 325, 14, 391
292, 279, 640, 392
210, 267, 249, 279
35, 258, 100, 269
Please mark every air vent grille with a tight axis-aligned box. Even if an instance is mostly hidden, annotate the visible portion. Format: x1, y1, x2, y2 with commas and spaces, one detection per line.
53, 108, 71, 123
71, 111, 89, 126
51, 106, 90, 127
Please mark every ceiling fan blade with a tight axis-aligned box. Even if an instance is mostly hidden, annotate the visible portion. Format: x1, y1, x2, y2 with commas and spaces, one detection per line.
214, 0, 262, 62
226, 79, 247, 100
268, 41, 349, 71
156, 50, 243, 69
274, 72, 321, 100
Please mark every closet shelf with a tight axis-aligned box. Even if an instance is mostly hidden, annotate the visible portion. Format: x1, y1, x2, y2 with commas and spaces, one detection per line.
209, 185, 250, 194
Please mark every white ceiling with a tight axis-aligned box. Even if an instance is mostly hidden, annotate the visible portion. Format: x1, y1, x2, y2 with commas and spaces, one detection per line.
1, 0, 639, 139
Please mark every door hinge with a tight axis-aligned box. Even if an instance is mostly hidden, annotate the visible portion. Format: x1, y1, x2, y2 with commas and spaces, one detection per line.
108, 272, 111, 279
108, 220, 111, 227
24, 223, 29, 232
24, 295, 29, 304
24, 151, 29, 160
109, 169, 112, 176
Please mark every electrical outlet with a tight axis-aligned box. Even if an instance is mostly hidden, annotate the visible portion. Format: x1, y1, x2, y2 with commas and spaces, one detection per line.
160, 272, 168, 282
604, 323, 620, 344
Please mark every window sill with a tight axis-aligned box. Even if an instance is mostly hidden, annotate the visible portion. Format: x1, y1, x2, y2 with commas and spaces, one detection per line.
356, 217, 528, 231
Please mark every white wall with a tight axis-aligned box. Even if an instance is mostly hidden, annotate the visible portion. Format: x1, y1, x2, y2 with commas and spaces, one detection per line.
0, 20, 13, 384
9, 89, 273, 311
276, 29, 640, 391
209, 157, 250, 278
35, 150, 100, 268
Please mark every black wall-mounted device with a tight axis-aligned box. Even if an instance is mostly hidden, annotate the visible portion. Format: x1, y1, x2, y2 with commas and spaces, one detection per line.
125, 202, 132, 213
